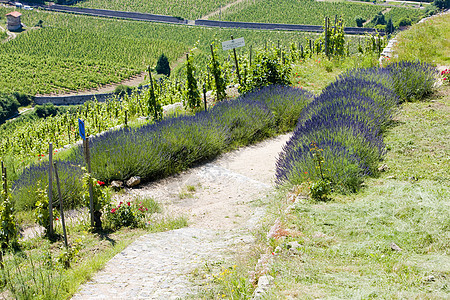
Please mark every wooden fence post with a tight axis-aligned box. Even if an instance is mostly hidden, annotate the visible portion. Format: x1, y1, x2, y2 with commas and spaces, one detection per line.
48, 143, 53, 237
53, 162, 68, 250
231, 35, 241, 85
83, 137, 94, 228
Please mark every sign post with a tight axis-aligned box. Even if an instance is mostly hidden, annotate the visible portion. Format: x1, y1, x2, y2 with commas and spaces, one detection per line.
48, 142, 53, 236
222, 37, 245, 85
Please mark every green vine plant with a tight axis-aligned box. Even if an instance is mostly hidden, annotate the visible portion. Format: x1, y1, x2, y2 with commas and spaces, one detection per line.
82, 171, 111, 229
309, 142, 333, 201
209, 43, 227, 102
34, 181, 59, 238
0, 188, 18, 250
239, 47, 291, 94
184, 53, 201, 110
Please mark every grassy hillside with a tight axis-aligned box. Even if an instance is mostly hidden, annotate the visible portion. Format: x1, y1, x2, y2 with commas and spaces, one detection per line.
394, 12, 450, 65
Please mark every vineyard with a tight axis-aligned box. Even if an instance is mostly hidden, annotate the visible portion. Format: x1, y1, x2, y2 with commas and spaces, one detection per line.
74, 0, 236, 20
208, 0, 426, 28
0, 7, 326, 95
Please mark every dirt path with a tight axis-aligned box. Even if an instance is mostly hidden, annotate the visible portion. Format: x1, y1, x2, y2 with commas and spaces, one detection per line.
44, 52, 190, 97
72, 133, 291, 299
0, 25, 16, 43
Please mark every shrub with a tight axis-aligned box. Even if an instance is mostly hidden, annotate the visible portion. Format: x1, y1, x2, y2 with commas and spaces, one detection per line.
240, 85, 313, 132
82, 173, 111, 228
104, 200, 149, 230
355, 16, 366, 27
385, 61, 437, 102
240, 49, 291, 94
372, 12, 386, 26
35, 103, 58, 118
340, 61, 437, 102
114, 84, 133, 98
276, 60, 437, 193
12, 92, 33, 106
12, 160, 84, 211
397, 17, 412, 27
433, 0, 450, 9
0, 93, 19, 123
155, 53, 171, 77
276, 139, 367, 193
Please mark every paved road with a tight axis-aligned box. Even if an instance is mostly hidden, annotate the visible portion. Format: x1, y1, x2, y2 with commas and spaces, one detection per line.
41, 3, 379, 35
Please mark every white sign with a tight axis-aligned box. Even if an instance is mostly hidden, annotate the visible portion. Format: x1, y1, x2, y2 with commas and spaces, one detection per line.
222, 37, 245, 51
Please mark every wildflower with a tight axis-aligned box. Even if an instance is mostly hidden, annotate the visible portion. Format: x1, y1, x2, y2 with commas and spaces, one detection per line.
97, 180, 105, 186
127, 202, 131, 206
304, 171, 308, 174
111, 208, 116, 213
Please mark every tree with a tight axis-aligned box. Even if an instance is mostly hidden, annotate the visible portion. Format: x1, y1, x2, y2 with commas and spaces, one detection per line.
434, 0, 450, 9
372, 12, 386, 26
155, 53, 171, 77
386, 18, 394, 34
355, 16, 366, 27
397, 17, 412, 27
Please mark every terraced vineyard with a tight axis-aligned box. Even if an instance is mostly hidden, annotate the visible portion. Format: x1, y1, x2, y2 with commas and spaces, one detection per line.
75, 0, 235, 20
208, 0, 425, 28
381, 6, 427, 26
0, 7, 320, 95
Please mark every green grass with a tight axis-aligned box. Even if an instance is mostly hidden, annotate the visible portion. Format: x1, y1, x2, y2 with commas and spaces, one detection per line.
291, 53, 380, 94
394, 12, 450, 65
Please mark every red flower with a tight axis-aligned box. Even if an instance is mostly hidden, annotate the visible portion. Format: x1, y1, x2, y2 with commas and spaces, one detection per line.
97, 180, 105, 186
111, 208, 116, 213
55, 218, 59, 221
304, 171, 308, 174
127, 202, 131, 206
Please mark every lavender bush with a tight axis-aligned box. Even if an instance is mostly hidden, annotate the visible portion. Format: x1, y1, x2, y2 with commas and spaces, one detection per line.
340, 61, 437, 102
12, 85, 307, 210
240, 85, 314, 132
276, 60, 437, 194
11, 160, 84, 211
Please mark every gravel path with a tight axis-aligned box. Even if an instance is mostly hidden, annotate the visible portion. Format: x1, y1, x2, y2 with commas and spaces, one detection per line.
72, 133, 291, 299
